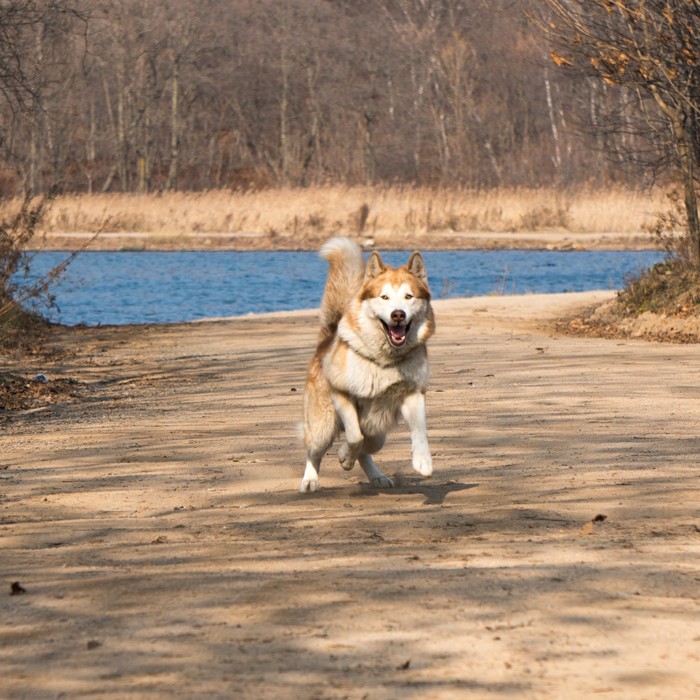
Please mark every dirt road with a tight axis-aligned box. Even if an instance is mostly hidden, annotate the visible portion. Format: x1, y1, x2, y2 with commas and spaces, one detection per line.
2, 292, 700, 699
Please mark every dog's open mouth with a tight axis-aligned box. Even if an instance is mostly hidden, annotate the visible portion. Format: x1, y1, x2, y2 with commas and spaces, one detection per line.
380, 320, 410, 347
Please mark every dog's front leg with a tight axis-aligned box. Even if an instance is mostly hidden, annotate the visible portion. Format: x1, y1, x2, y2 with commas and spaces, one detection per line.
331, 392, 364, 471
401, 391, 433, 477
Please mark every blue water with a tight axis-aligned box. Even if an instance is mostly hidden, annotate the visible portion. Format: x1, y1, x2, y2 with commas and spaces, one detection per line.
19, 250, 664, 326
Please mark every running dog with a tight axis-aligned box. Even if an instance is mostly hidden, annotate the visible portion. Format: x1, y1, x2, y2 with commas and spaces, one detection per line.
300, 236, 435, 493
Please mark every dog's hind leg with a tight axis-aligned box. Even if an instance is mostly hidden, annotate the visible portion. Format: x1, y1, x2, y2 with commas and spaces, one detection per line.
358, 453, 394, 488
358, 434, 394, 488
337, 441, 357, 471
300, 453, 323, 493
301, 374, 338, 493
301, 429, 335, 493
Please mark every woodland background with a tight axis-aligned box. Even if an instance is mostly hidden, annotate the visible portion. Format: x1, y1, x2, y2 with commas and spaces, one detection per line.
0, 0, 661, 197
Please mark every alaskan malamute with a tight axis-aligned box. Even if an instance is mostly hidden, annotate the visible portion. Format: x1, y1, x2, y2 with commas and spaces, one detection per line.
300, 237, 435, 493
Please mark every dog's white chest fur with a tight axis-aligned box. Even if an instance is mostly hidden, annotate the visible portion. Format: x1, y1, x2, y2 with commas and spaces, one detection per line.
323, 335, 428, 399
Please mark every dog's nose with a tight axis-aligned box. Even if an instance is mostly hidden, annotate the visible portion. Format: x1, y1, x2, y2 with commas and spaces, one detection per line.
391, 309, 406, 324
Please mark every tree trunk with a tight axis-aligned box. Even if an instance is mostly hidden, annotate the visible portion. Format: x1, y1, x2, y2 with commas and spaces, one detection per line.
361, 111, 376, 185
652, 90, 700, 268
28, 124, 37, 195
117, 85, 128, 192
166, 61, 179, 191
86, 99, 96, 194
673, 122, 700, 267
682, 161, 700, 268
279, 29, 290, 186
544, 66, 562, 175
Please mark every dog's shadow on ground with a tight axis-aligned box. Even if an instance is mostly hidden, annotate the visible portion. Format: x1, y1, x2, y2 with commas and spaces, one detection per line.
354, 476, 478, 505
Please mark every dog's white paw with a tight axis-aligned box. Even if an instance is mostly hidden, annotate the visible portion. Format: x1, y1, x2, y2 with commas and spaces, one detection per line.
299, 477, 320, 493
412, 452, 433, 477
300, 461, 321, 493
370, 475, 395, 489
338, 443, 357, 471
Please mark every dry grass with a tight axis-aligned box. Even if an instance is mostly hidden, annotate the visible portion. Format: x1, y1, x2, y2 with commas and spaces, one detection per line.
618, 259, 700, 317
0, 186, 669, 240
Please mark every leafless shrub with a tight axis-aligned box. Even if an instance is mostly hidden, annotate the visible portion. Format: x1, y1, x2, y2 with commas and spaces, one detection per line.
0, 190, 98, 324
517, 203, 571, 232
0, 193, 55, 319
644, 188, 692, 262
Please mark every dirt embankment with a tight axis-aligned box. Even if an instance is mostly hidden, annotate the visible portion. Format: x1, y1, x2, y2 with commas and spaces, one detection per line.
37, 229, 660, 252
2, 291, 700, 698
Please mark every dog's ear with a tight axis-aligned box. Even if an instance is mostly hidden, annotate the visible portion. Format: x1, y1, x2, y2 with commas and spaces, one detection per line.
365, 251, 386, 280
407, 251, 428, 283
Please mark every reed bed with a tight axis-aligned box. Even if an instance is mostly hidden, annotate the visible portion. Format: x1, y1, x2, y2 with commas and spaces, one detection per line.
2, 186, 669, 240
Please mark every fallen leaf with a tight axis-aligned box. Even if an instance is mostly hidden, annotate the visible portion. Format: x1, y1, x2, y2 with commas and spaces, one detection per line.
396, 660, 411, 670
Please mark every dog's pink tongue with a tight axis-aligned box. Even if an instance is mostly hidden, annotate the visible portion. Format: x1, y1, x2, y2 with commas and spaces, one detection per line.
390, 325, 406, 344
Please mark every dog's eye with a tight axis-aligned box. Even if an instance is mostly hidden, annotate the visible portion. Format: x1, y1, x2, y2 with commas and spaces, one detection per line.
405, 293, 413, 300
381, 294, 389, 300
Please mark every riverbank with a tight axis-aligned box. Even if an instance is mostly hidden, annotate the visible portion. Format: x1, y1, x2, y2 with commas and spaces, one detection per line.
36, 229, 660, 251
3, 291, 699, 698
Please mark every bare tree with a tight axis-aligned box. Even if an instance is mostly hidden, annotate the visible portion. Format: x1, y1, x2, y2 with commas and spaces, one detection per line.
0, 1, 84, 194
539, 0, 700, 266
0, 1, 85, 328
0, 0, 674, 195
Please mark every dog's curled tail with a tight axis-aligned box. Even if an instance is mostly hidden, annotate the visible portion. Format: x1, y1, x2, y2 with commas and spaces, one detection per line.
318, 236, 364, 336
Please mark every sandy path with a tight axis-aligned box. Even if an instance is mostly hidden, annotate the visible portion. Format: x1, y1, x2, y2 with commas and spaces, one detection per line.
2, 291, 700, 699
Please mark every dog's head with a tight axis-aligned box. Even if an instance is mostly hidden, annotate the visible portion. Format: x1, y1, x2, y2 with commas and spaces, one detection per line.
360, 250, 434, 352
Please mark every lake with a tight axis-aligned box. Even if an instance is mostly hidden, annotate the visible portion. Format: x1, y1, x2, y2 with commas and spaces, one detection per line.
21, 249, 664, 326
